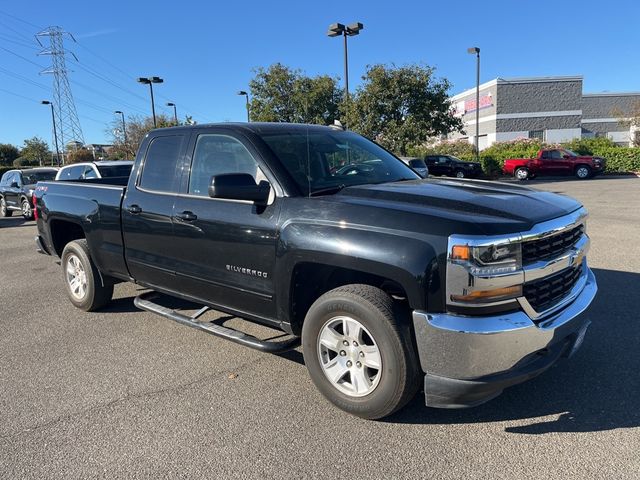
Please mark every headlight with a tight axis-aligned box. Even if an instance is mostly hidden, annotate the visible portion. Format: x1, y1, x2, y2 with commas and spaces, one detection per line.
446, 239, 523, 307
451, 242, 521, 276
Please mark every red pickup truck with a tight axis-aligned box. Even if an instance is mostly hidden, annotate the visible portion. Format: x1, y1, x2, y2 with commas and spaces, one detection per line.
504, 148, 605, 180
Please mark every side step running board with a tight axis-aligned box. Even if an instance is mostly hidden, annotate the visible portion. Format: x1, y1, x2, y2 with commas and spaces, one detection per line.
134, 292, 301, 354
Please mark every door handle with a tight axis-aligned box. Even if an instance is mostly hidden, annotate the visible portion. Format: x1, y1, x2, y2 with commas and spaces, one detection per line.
177, 211, 197, 221
127, 204, 142, 214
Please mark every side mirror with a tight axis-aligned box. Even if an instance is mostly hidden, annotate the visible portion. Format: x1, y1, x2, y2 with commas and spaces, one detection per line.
10, 181, 19, 188
209, 173, 270, 205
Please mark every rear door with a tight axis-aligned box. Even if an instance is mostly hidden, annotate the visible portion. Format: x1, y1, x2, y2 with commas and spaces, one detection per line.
540, 150, 564, 175
5, 172, 21, 208
122, 133, 189, 288
170, 128, 281, 319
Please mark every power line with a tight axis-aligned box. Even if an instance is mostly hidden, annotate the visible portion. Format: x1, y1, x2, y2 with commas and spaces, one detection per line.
0, 9, 43, 30
0, 47, 46, 69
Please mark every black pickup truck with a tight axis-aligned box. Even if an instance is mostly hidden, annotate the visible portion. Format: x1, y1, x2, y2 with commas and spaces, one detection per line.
34, 123, 597, 419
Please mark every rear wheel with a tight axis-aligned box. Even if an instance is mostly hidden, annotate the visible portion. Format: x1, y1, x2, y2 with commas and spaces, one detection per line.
21, 198, 33, 220
575, 165, 591, 179
302, 284, 420, 420
0, 197, 12, 217
61, 239, 113, 311
515, 167, 529, 181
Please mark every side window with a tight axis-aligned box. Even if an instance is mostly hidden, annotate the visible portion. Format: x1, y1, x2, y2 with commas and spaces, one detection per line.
139, 135, 185, 193
83, 166, 98, 179
541, 151, 551, 160
551, 150, 564, 160
188, 134, 264, 197
438, 156, 449, 164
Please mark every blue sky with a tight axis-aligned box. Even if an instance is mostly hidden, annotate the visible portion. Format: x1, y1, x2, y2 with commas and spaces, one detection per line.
1, 0, 639, 148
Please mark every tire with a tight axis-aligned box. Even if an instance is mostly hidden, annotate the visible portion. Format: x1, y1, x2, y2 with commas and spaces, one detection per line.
21, 198, 33, 220
455, 170, 465, 178
61, 239, 113, 311
0, 197, 13, 217
575, 165, 592, 179
302, 284, 420, 420
515, 167, 529, 181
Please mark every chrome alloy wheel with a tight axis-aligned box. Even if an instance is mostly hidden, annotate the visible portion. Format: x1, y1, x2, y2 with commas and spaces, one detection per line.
516, 168, 529, 180
0, 198, 6, 215
576, 166, 590, 179
455, 170, 465, 178
66, 254, 87, 300
21, 199, 31, 218
317, 316, 382, 397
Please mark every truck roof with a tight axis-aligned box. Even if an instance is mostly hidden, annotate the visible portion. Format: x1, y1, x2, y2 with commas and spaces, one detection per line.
148, 122, 345, 136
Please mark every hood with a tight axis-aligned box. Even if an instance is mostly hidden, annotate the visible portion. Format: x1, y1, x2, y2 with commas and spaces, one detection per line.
331, 178, 582, 236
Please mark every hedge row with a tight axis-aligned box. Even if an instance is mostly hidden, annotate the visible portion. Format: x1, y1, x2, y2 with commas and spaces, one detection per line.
414, 138, 640, 176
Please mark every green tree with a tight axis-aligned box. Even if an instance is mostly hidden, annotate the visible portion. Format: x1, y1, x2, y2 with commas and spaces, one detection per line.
107, 114, 174, 159
65, 148, 95, 164
249, 63, 342, 124
345, 64, 463, 155
20, 137, 50, 166
0, 143, 20, 166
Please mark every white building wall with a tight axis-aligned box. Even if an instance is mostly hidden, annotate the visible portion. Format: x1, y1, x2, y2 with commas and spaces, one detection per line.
545, 128, 582, 143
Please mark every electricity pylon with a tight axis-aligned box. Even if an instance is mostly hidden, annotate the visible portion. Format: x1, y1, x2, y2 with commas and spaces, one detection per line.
36, 26, 84, 160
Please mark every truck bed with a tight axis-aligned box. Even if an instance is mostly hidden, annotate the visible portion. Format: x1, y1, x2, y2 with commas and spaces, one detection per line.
35, 181, 129, 279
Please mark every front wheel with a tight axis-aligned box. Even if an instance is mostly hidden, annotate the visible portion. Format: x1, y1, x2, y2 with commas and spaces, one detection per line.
61, 239, 113, 311
575, 165, 592, 179
455, 170, 466, 178
21, 198, 33, 220
0, 197, 12, 217
302, 284, 420, 420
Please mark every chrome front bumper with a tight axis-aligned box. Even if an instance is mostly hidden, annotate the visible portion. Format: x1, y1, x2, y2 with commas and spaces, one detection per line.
412, 266, 597, 387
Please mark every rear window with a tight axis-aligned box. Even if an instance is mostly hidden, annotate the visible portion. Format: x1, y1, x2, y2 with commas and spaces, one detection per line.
139, 136, 184, 192
23, 171, 56, 184
97, 164, 133, 178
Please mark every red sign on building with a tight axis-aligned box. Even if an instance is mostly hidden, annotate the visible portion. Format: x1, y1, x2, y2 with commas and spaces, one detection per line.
464, 94, 493, 113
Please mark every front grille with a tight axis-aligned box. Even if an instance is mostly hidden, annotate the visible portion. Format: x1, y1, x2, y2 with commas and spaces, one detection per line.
522, 225, 584, 263
523, 265, 582, 312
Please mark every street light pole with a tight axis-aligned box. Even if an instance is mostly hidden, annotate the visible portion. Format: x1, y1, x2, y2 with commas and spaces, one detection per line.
327, 22, 363, 128
41, 100, 61, 166
467, 47, 481, 162
237, 91, 250, 122
137, 76, 164, 127
166, 102, 178, 124
114, 110, 127, 160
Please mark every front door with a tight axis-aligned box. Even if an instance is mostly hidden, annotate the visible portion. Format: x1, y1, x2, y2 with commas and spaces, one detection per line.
171, 130, 281, 320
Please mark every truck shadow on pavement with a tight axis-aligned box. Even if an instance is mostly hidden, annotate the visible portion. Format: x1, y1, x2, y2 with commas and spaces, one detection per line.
387, 267, 640, 434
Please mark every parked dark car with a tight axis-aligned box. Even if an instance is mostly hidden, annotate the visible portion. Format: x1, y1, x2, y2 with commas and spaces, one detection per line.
424, 155, 482, 178
34, 123, 596, 419
399, 157, 429, 177
0, 168, 57, 219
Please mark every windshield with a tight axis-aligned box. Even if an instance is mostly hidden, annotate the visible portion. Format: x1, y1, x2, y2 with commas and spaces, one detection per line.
259, 130, 419, 195
22, 171, 56, 184
97, 163, 133, 177
563, 149, 578, 157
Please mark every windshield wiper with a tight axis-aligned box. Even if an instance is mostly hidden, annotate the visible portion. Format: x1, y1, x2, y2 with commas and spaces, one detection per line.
309, 184, 347, 197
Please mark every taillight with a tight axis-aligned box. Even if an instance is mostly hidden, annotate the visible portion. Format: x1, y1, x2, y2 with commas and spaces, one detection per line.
32, 194, 38, 220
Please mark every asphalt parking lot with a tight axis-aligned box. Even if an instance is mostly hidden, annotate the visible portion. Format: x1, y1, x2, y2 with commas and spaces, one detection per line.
1, 176, 639, 479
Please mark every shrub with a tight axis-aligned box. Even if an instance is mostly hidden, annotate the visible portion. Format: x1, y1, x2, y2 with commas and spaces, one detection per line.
562, 137, 617, 155
12, 156, 39, 167
592, 147, 640, 172
408, 139, 476, 160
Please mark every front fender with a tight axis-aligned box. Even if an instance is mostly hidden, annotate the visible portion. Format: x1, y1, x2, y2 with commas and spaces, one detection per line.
275, 218, 443, 321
